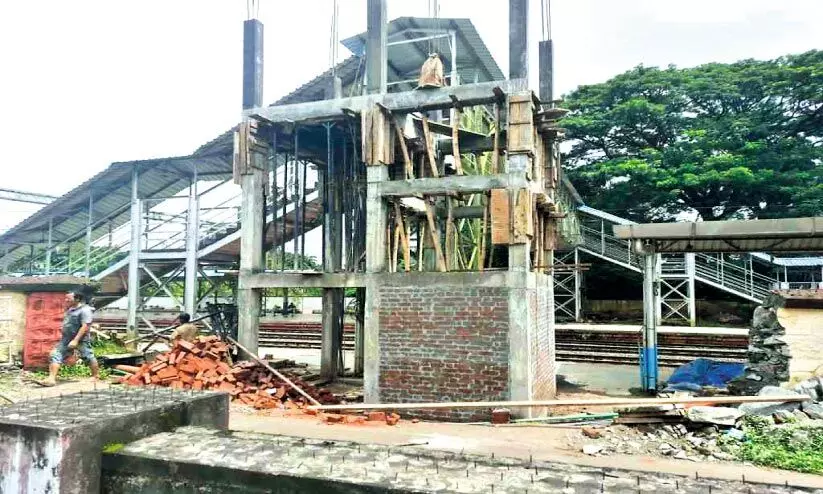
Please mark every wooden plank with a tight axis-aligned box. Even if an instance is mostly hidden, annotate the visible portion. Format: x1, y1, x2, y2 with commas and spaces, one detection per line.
421, 116, 439, 178
490, 189, 510, 245
452, 107, 464, 175
424, 198, 447, 272
507, 93, 535, 154
512, 189, 533, 244
307, 394, 810, 412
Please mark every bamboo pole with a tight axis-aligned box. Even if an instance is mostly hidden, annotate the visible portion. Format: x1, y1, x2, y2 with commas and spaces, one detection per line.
307, 394, 809, 412
452, 107, 464, 175
228, 336, 321, 406
492, 102, 500, 173
393, 202, 411, 272
479, 193, 489, 271
421, 116, 439, 178
445, 198, 454, 270
424, 198, 447, 272
395, 122, 414, 179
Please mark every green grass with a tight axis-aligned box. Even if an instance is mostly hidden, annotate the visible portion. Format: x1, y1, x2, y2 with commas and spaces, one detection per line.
91, 339, 129, 357
730, 415, 823, 474
32, 363, 112, 380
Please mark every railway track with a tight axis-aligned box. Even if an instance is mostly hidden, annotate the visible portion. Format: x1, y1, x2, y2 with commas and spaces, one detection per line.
96, 317, 746, 366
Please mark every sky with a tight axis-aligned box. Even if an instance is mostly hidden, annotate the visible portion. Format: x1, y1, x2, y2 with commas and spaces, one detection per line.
0, 0, 821, 234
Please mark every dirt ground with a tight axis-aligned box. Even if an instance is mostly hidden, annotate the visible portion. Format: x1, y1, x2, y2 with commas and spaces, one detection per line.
3, 372, 821, 490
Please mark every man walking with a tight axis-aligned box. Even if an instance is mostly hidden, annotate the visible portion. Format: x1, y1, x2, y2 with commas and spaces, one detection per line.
43, 291, 99, 386
170, 312, 198, 342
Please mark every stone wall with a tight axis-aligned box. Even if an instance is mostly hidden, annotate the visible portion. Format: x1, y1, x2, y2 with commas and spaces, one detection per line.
378, 284, 510, 421
729, 296, 790, 395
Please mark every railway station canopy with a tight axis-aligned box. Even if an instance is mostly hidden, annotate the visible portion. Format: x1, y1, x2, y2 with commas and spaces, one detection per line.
613, 217, 823, 253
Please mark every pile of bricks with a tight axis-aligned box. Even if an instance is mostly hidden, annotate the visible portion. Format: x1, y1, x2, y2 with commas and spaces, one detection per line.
116, 335, 336, 409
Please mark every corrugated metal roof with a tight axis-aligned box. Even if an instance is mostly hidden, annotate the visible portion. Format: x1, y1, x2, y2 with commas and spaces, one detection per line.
577, 205, 636, 226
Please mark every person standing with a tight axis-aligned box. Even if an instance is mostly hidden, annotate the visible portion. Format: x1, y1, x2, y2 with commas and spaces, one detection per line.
170, 312, 198, 342
43, 291, 99, 386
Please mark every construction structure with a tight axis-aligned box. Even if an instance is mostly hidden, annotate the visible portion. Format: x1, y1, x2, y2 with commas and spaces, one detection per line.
0, 2, 822, 401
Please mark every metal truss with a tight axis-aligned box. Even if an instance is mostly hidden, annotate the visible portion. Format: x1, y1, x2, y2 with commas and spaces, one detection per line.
553, 249, 581, 322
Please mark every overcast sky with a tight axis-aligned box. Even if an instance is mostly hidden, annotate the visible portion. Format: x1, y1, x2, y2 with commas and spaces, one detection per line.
0, 0, 820, 232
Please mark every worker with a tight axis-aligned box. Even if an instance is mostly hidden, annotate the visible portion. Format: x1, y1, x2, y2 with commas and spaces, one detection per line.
43, 291, 99, 386
170, 313, 198, 342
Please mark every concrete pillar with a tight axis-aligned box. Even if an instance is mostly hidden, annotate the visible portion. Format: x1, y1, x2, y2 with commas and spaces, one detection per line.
366, 0, 387, 94
509, 0, 529, 80
242, 19, 264, 110
126, 167, 141, 345
321, 78, 344, 380
574, 247, 581, 322
183, 169, 199, 316
237, 169, 265, 357
364, 166, 388, 402
641, 252, 658, 392
538, 39, 553, 103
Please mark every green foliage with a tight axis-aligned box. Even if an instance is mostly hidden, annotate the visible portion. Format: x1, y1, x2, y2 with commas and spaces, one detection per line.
731, 415, 823, 473
91, 339, 129, 357
102, 443, 125, 454
32, 363, 111, 380
564, 50, 823, 222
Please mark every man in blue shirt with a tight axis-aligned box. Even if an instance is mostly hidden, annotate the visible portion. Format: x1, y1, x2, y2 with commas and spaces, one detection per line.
43, 291, 99, 386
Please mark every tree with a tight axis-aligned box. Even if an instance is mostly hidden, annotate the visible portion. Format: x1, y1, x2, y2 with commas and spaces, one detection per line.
563, 50, 823, 222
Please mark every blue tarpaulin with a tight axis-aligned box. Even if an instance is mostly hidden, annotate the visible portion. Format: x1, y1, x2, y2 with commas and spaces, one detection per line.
664, 358, 745, 392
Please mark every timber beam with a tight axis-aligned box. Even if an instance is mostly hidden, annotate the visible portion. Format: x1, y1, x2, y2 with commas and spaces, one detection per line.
247, 79, 527, 124
239, 272, 368, 289
379, 173, 530, 197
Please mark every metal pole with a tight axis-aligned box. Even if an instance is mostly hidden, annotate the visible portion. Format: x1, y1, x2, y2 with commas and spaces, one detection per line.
184, 166, 199, 315
45, 217, 53, 275
686, 253, 696, 327
126, 167, 142, 346
293, 129, 301, 270
85, 192, 94, 276
449, 30, 458, 87
573, 247, 581, 322
641, 252, 658, 393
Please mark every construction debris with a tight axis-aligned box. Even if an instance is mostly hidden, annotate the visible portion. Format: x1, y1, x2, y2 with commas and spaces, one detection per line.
117, 336, 338, 409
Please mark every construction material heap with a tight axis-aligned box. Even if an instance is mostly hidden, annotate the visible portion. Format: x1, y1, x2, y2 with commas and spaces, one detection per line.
116, 336, 339, 409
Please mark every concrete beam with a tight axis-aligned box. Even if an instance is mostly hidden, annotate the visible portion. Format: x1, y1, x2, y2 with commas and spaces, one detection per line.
379, 173, 530, 197
248, 79, 527, 124
509, 0, 529, 80
240, 272, 367, 289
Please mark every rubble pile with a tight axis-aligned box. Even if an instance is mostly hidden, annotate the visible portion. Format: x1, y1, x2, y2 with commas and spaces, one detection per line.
116, 336, 338, 409
729, 299, 791, 395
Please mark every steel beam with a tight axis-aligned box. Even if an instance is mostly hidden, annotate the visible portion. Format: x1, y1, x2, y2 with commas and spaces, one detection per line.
183, 170, 200, 316
0, 188, 56, 205
45, 218, 53, 275
126, 167, 142, 346
84, 193, 93, 275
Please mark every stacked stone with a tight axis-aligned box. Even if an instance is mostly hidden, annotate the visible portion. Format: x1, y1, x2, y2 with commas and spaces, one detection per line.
729, 295, 790, 395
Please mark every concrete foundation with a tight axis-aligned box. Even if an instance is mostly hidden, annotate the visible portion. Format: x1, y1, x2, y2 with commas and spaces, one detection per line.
102, 426, 797, 493
0, 387, 229, 494
368, 272, 556, 421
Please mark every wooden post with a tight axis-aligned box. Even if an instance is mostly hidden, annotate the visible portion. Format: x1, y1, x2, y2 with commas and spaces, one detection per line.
424, 198, 447, 272
452, 107, 464, 176
421, 116, 439, 178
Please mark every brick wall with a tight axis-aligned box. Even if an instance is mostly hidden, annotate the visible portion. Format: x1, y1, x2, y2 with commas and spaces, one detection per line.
378, 285, 510, 421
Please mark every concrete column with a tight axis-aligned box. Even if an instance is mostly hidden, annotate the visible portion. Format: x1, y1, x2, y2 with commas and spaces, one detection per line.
184, 169, 199, 316
573, 247, 581, 322
321, 79, 344, 380
126, 167, 142, 345
242, 19, 264, 110
641, 252, 658, 392
538, 40, 553, 103
237, 169, 265, 357
364, 166, 388, 402
509, 0, 529, 80
84, 192, 94, 275
366, 0, 387, 94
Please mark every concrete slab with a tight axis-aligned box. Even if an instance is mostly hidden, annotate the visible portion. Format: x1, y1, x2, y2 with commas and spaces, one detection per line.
102, 426, 808, 493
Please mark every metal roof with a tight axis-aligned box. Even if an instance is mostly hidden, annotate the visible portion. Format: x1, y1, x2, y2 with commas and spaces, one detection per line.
613, 217, 823, 253
341, 17, 505, 86
577, 205, 636, 226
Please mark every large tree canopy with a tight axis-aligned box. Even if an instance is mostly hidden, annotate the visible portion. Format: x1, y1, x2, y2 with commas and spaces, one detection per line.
563, 50, 823, 222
